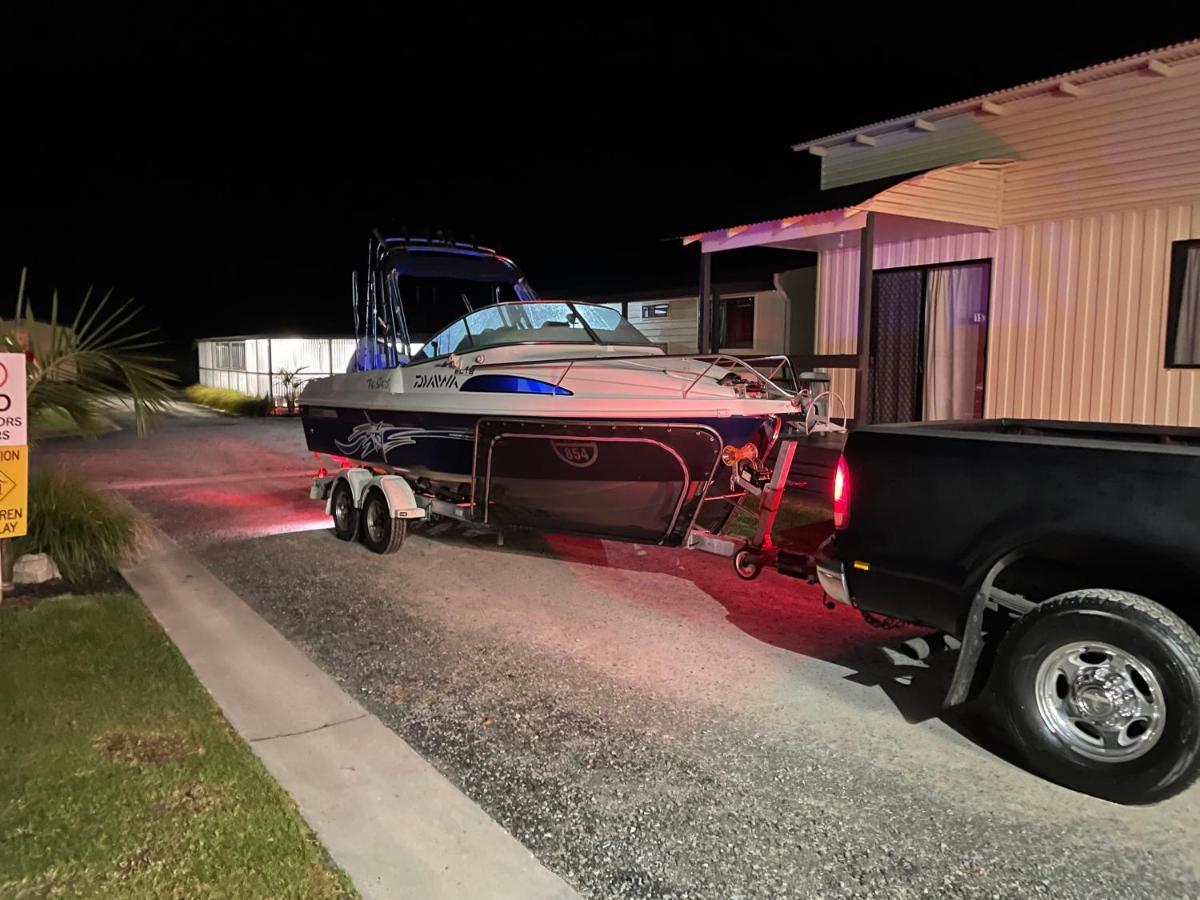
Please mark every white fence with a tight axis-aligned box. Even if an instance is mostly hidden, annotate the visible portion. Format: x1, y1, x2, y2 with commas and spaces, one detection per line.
197, 336, 357, 401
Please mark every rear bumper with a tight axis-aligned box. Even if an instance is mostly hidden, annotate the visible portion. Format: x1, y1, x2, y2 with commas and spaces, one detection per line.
815, 555, 852, 606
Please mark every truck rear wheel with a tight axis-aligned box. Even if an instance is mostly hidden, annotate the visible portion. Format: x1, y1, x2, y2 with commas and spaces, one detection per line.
360, 486, 406, 555
995, 589, 1200, 804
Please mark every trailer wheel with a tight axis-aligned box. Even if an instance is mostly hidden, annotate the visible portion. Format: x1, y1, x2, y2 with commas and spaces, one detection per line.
734, 549, 763, 580
995, 589, 1200, 804
360, 486, 406, 555
330, 480, 359, 542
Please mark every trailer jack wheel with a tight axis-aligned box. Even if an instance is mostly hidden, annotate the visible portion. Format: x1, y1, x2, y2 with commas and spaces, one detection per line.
734, 549, 763, 580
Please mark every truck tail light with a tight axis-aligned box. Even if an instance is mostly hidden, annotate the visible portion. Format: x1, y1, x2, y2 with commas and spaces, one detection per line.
833, 454, 850, 530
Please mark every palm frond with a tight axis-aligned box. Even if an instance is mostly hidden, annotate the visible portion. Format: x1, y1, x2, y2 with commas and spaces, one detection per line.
15, 269, 177, 440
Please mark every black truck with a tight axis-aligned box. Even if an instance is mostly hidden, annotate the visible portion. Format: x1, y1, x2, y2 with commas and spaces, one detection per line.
815, 419, 1200, 804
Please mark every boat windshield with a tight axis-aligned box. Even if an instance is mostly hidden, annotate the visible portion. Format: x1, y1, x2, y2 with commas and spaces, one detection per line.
411, 302, 653, 361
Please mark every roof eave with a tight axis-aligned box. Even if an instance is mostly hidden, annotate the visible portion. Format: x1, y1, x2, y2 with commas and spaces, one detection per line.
791, 38, 1200, 154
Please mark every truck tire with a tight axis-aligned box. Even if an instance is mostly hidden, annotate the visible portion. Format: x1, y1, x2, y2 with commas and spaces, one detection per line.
995, 589, 1200, 804
359, 486, 406, 555
330, 480, 359, 542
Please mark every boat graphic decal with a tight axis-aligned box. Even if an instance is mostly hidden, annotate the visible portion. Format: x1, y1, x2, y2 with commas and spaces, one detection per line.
335, 421, 473, 461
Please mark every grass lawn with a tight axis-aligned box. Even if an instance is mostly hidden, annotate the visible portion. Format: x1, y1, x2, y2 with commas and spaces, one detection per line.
0, 592, 355, 899
182, 384, 273, 416
726, 493, 832, 545
30, 406, 115, 439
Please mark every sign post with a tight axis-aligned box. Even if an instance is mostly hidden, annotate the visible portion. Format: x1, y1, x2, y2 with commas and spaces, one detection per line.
0, 353, 28, 598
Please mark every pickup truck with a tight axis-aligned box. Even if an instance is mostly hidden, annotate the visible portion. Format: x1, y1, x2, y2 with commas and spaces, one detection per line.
815, 418, 1200, 804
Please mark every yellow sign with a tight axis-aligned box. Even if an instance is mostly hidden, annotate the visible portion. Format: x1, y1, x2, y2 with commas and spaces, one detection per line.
0, 446, 28, 537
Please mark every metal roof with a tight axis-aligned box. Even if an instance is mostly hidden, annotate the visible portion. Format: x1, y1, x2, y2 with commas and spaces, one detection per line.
680, 173, 913, 245
793, 38, 1200, 153
555, 279, 779, 303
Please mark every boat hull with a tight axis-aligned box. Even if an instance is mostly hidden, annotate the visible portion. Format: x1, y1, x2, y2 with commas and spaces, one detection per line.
302, 406, 773, 479
301, 406, 777, 544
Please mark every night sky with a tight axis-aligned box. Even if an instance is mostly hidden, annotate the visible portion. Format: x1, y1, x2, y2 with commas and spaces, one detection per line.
2, 6, 1196, 371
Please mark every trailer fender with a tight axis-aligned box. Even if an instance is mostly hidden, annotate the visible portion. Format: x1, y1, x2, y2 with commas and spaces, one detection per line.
324, 468, 375, 515
375, 474, 427, 519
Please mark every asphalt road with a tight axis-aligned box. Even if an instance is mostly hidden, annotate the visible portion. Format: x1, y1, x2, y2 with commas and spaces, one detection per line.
44, 410, 1200, 900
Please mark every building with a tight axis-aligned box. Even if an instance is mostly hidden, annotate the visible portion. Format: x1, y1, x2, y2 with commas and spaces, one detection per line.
685, 39, 1200, 426
197, 334, 357, 402
569, 270, 817, 356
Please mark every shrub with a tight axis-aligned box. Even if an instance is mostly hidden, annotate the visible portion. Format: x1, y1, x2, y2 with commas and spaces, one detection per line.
16, 470, 141, 582
183, 384, 272, 416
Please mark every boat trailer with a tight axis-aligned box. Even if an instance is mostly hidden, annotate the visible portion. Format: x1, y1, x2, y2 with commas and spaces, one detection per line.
310, 429, 832, 586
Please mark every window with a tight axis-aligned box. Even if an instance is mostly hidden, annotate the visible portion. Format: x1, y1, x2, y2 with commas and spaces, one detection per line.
411, 302, 651, 361
230, 342, 246, 370
574, 304, 652, 345
721, 297, 755, 349
642, 303, 669, 319
417, 318, 473, 359
1167, 239, 1200, 368
215, 342, 230, 369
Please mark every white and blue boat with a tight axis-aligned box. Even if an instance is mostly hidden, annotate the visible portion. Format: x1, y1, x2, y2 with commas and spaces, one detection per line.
300, 234, 806, 544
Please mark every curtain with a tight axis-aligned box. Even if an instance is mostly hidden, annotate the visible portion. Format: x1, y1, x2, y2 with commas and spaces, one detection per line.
923, 264, 988, 420
1174, 245, 1200, 366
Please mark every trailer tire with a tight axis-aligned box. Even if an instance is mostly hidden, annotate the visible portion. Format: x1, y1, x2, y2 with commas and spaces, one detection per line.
360, 486, 406, 555
995, 589, 1200, 804
330, 480, 359, 542
734, 549, 763, 580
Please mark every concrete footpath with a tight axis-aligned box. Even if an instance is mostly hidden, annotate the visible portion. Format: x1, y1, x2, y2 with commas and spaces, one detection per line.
122, 525, 579, 900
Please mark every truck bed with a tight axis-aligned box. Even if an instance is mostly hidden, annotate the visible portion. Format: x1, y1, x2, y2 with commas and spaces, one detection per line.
865, 418, 1200, 450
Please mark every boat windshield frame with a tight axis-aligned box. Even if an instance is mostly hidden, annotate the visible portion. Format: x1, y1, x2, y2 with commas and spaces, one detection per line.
409, 301, 657, 364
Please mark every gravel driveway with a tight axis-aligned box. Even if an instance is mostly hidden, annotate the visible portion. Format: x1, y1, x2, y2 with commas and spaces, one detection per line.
45, 413, 1200, 899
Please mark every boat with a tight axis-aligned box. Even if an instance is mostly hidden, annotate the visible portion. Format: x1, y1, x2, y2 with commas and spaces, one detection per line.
299, 234, 817, 546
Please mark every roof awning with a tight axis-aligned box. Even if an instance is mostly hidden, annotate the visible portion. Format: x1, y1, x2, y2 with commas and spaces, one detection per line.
683, 161, 1007, 254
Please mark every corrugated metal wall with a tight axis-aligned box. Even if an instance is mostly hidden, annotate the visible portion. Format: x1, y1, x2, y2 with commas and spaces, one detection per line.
817, 52, 1200, 192
198, 337, 358, 401
600, 292, 789, 354
814, 202, 1200, 426
991, 66, 1200, 223
633, 297, 700, 352
988, 202, 1200, 425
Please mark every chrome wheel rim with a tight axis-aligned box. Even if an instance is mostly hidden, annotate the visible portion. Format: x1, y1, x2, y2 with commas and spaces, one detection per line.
1035, 641, 1165, 762
365, 499, 387, 544
333, 490, 354, 532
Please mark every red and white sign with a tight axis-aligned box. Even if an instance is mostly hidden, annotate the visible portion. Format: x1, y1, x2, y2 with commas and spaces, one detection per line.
0, 353, 28, 446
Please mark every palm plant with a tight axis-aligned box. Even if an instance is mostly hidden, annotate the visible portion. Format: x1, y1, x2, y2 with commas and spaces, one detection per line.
277, 366, 307, 414
4, 269, 176, 438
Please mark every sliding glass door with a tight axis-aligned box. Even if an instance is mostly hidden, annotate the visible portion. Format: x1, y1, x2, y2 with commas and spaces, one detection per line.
868, 269, 925, 423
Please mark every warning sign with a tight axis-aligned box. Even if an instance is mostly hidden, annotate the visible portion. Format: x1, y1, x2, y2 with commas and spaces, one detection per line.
0, 446, 28, 537
0, 353, 26, 447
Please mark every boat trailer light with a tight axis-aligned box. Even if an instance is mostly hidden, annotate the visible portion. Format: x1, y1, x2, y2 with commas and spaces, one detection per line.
721, 442, 759, 467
